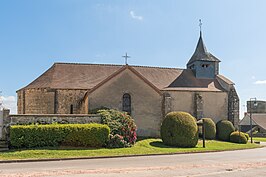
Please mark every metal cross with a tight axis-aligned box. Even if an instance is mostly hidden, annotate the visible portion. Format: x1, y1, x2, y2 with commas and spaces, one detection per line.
122, 53, 130, 65
199, 19, 202, 32
0, 91, 2, 107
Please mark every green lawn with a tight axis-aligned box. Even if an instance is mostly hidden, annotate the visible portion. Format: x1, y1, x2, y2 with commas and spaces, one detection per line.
253, 137, 266, 142
0, 139, 259, 161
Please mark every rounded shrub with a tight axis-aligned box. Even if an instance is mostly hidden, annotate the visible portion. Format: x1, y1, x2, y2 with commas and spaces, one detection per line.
98, 109, 137, 147
216, 120, 235, 141
202, 118, 216, 140
230, 131, 248, 144
161, 111, 198, 148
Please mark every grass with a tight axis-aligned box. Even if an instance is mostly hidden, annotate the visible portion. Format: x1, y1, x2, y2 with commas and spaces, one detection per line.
0, 139, 259, 161
253, 137, 266, 142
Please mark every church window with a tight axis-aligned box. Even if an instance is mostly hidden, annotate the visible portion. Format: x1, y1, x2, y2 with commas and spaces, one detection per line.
70, 104, 73, 114
122, 93, 131, 114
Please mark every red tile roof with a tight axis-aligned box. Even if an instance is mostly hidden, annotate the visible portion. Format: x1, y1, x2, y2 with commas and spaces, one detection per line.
19, 62, 232, 92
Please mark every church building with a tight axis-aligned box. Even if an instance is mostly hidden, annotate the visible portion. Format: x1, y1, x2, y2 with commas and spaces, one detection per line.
17, 32, 239, 137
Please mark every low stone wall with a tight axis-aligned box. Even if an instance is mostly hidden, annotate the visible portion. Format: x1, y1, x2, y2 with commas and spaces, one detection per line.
8, 114, 101, 125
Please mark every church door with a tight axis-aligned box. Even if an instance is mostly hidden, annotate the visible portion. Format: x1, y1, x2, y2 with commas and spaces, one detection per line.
122, 93, 131, 115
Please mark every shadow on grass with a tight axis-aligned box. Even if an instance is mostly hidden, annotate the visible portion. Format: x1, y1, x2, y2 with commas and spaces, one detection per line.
3, 146, 101, 153
149, 141, 175, 148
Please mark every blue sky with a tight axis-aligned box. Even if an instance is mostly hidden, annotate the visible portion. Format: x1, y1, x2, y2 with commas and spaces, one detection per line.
0, 1, 266, 116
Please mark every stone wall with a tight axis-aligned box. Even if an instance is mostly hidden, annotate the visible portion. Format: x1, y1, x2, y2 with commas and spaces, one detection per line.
163, 90, 228, 123
228, 87, 239, 127
0, 109, 10, 142
87, 69, 162, 137
8, 114, 101, 125
17, 89, 87, 114
56, 89, 87, 114
17, 89, 55, 114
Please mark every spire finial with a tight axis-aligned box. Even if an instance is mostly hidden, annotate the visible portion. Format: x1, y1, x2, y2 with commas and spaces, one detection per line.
122, 52, 130, 65
0, 90, 3, 109
199, 19, 202, 36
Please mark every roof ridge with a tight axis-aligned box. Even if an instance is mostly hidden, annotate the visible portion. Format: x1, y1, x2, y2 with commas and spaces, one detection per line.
54, 62, 123, 67
54, 62, 183, 70
131, 65, 182, 70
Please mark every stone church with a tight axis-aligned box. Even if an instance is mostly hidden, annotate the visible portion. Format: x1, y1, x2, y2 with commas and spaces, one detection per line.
17, 32, 239, 137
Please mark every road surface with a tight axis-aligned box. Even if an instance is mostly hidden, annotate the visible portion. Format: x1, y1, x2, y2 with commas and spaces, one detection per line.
0, 146, 266, 177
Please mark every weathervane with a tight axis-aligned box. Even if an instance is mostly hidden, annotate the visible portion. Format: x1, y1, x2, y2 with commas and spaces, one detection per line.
122, 53, 130, 65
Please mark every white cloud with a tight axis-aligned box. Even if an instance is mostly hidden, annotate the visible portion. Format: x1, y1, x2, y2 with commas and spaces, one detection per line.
254, 80, 266, 85
0, 96, 17, 114
130, 11, 143, 21
251, 76, 256, 80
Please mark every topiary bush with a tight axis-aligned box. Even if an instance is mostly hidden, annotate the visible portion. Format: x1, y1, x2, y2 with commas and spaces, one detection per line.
98, 109, 137, 147
160, 111, 198, 148
10, 124, 110, 148
216, 120, 235, 141
202, 118, 216, 140
230, 131, 248, 144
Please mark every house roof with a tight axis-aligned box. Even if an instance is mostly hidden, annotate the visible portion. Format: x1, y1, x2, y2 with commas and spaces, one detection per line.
240, 113, 266, 130
19, 62, 232, 92
187, 32, 220, 66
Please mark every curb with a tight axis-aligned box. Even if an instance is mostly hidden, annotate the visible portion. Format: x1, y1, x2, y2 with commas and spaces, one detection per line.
0, 146, 263, 164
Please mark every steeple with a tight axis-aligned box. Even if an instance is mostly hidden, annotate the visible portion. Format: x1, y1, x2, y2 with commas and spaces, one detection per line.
187, 20, 220, 79
187, 30, 219, 66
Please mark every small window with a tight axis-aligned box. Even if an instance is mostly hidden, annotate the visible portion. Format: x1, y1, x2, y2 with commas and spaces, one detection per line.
70, 104, 74, 114
189, 64, 195, 69
122, 93, 131, 115
201, 64, 209, 68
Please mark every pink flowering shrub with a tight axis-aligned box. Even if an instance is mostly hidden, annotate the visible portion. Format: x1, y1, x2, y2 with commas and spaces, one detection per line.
108, 134, 128, 148
98, 109, 137, 147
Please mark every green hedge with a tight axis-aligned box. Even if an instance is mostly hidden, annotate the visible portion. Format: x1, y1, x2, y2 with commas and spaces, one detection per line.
10, 124, 110, 148
230, 131, 248, 144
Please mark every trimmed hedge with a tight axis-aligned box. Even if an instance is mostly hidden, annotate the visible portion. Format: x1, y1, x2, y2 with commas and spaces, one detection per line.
202, 118, 216, 140
230, 131, 248, 144
10, 124, 110, 148
161, 111, 198, 148
216, 120, 235, 141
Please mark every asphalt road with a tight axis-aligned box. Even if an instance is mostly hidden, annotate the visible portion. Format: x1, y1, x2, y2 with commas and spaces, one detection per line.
1, 146, 266, 177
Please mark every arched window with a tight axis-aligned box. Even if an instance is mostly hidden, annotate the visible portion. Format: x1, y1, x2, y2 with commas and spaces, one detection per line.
122, 93, 131, 114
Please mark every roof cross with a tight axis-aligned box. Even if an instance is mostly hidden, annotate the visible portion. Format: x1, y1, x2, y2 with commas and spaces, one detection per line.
122, 53, 130, 65
199, 19, 202, 35
0, 91, 2, 108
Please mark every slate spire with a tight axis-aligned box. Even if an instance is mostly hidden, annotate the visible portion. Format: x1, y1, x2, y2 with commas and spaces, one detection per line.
187, 31, 219, 66
186, 20, 221, 78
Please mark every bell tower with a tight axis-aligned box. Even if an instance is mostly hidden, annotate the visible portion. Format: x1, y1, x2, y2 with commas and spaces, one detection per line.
187, 20, 220, 79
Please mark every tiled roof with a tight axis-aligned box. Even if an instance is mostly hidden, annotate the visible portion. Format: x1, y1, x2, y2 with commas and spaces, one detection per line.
20, 62, 230, 92
240, 113, 266, 130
